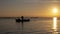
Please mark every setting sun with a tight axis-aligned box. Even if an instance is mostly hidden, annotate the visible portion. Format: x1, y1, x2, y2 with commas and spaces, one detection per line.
53, 7, 58, 14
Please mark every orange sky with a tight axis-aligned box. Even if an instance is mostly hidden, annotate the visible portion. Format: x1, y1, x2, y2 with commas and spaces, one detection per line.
0, 0, 60, 17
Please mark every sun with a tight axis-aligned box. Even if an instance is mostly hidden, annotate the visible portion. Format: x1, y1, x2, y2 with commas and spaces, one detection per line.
53, 7, 58, 14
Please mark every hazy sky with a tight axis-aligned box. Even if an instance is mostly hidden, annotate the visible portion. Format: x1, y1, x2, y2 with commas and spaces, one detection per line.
0, 0, 60, 17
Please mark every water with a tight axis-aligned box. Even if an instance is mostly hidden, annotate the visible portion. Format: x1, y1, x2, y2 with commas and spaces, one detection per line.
0, 17, 60, 34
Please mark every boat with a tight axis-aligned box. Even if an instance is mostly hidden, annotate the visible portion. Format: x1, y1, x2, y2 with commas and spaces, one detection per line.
16, 16, 30, 23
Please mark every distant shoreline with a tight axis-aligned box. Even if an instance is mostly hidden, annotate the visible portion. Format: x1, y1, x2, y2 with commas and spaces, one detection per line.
0, 17, 60, 20
0, 17, 59, 19
0, 17, 60, 18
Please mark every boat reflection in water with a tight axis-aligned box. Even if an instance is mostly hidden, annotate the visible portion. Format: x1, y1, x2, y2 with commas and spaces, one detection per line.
16, 16, 30, 34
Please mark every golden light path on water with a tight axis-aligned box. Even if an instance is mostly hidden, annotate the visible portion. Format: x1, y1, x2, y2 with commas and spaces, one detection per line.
52, 17, 58, 34
53, 17, 57, 31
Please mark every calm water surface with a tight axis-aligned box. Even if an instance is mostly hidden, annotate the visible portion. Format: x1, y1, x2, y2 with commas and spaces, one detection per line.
0, 18, 60, 34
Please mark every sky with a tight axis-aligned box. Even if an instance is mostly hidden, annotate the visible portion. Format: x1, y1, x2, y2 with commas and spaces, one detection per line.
0, 0, 60, 17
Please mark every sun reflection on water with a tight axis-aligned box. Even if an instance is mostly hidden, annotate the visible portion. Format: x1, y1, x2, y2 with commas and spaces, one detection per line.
53, 17, 57, 31
52, 17, 58, 34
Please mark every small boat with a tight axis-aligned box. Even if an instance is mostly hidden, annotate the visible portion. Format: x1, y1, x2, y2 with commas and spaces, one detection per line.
16, 18, 30, 22
16, 16, 30, 23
